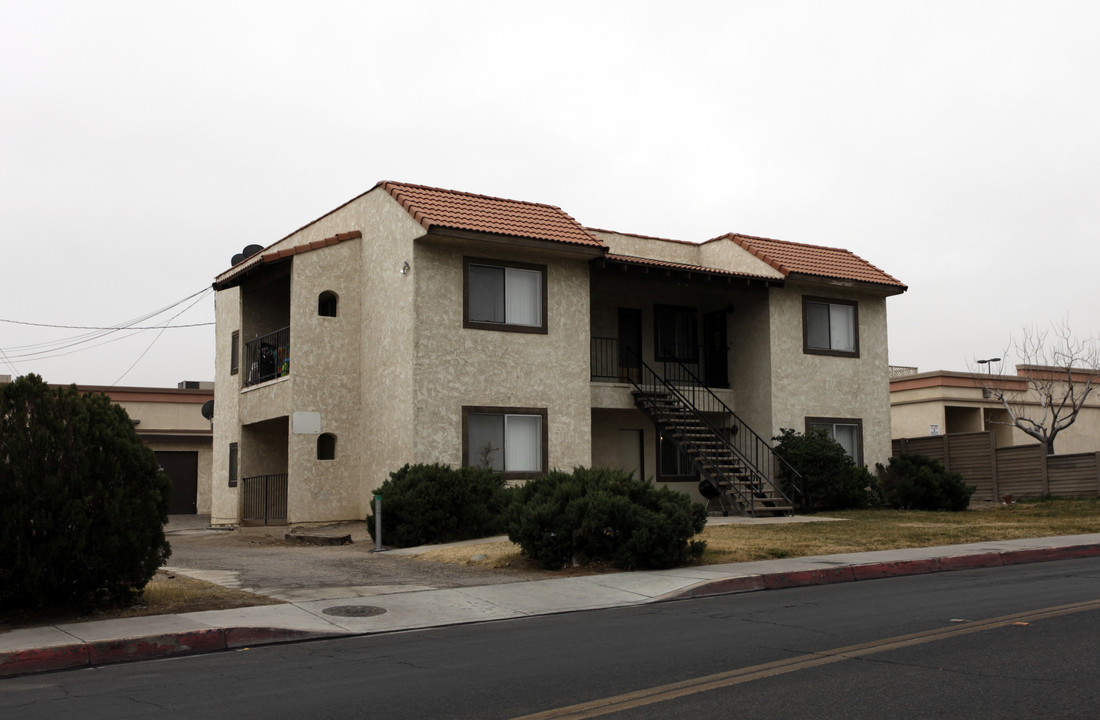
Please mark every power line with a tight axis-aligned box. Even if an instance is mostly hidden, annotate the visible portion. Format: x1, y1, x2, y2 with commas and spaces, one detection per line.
0, 318, 214, 330
0, 287, 213, 363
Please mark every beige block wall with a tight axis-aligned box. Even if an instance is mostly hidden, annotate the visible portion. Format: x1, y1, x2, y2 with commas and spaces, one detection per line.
409, 239, 593, 481
767, 282, 893, 468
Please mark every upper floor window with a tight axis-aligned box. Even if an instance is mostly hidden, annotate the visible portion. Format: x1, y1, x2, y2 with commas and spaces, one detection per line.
318, 291, 338, 317
807, 417, 863, 465
654, 305, 698, 362
463, 257, 547, 334
803, 296, 859, 357
462, 406, 547, 478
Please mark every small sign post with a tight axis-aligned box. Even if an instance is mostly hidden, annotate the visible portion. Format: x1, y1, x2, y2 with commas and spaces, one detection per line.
374, 493, 382, 552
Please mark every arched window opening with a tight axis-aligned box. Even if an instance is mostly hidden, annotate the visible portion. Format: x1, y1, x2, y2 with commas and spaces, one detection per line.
317, 433, 337, 460
318, 291, 338, 317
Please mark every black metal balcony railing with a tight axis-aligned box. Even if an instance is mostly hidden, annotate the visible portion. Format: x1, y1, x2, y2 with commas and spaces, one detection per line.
591, 337, 711, 386
243, 327, 290, 387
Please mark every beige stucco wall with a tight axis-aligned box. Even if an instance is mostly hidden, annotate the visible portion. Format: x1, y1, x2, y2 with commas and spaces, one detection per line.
891, 380, 1100, 455
409, 238, 593, 481
213, 186, 425, 524
589, 230, 785, 281
766, 281, 893, 468
211, 286, 242, 526
697, 237, 785, 279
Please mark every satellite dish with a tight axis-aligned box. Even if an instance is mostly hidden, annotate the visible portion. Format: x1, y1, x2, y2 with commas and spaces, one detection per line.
241, 244, 264, 259
231, 253, 244, 266
201, 400, 214, 421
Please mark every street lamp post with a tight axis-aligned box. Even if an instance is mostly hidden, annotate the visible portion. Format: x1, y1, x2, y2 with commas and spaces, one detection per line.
976, 357, 1002, 375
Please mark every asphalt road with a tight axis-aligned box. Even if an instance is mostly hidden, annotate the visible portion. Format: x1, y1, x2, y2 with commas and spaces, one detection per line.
4, 557, 1099, 719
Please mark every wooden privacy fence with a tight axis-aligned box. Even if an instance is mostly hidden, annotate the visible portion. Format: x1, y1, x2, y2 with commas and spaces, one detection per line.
891, 431, 1100, 502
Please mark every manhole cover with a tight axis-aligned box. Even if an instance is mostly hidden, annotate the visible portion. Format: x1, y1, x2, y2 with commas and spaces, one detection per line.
322, 605, 388, 618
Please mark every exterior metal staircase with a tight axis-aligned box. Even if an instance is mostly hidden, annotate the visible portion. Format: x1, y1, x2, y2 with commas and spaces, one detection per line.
621, 347, 802, 517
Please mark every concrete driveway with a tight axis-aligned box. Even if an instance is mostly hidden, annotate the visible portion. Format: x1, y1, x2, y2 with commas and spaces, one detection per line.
163, 516, 546, 602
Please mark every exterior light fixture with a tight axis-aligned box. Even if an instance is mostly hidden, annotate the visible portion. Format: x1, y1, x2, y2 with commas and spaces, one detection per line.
401, 261, 410, 275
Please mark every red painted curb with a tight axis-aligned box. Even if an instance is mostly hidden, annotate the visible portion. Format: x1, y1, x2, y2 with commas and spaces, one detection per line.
762, 566, 856, 589
661, 544, 1100, 604
0, 644, 90, 678
0, 626, 343, 678
87, 629, 227, 666
1001, 544, 1100, 565
671, 575, 766, 600
223, 627, 342, 649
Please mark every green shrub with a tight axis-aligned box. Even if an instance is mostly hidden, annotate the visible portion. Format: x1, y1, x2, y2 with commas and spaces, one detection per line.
367, 463, 509, 548
877, 454, 975, 511
0, 374, 172, 609
773, 428, 881, 511
503, 467, 707, 571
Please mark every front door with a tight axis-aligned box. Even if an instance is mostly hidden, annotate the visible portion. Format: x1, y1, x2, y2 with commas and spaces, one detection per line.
703, 310, 729, 387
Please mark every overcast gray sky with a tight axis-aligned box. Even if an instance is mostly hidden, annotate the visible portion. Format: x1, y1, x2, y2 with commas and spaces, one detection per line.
2, 0, 1097, 387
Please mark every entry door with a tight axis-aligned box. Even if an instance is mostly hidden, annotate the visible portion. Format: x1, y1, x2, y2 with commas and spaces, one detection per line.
156, 451, 199, 515
618, 308, 642, 382
703, 310, 729, 387
618, 429, 644, 480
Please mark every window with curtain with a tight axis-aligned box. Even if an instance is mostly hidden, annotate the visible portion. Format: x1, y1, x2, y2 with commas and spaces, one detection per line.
464, 258, 547, 333
807, 417, 863, 465
463, 406, 547, 477
803, 296, 859, 357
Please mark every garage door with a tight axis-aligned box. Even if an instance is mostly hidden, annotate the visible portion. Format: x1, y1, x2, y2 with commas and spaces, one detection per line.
156, 451, 198, 515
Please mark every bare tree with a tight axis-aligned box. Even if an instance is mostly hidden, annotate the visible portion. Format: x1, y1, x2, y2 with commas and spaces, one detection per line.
979, 321, 1099, 454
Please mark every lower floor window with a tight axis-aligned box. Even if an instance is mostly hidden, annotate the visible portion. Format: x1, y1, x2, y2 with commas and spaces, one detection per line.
463, 406, 547, 477
659, 435, 695, 478
807, 417, 863, 465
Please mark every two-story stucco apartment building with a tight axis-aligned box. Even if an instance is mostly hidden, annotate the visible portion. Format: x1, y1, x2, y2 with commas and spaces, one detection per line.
210, 182, 905, 526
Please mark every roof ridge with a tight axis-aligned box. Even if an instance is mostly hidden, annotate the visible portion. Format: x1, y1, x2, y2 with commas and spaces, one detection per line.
378, 180, 568, 212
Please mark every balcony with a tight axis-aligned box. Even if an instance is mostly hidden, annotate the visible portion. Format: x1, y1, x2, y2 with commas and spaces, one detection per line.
591, 336, 727, 388
243, 327, 290, 387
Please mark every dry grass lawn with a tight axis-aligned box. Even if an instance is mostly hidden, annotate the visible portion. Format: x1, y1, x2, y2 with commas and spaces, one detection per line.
412, 497, 1100, 568
0, 570, 281, 632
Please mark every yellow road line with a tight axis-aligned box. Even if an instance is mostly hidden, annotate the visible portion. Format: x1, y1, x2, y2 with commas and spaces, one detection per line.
514, 598, 1100, 720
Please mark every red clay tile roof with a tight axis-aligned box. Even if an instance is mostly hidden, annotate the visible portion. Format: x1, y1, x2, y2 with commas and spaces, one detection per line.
378, 181, 605, 249
722, 233, 906, 289
214, 231, 361, 289
602, 253, 779, 282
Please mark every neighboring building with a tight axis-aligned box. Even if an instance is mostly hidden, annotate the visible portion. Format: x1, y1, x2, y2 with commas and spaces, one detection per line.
211, 181, 906, 526
0, 375, 213, 514
890, 366, 1100, 454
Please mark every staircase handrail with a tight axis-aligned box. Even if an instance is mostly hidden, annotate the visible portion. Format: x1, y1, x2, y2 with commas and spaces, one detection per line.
659, 355, 804, 508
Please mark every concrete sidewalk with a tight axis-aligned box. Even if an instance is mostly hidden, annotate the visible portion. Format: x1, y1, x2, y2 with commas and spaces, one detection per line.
3, 532, 1100, 678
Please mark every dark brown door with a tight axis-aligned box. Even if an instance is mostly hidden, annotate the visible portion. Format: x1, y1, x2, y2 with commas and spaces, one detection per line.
704, 310, 729, 387
156, 451, 199, 515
